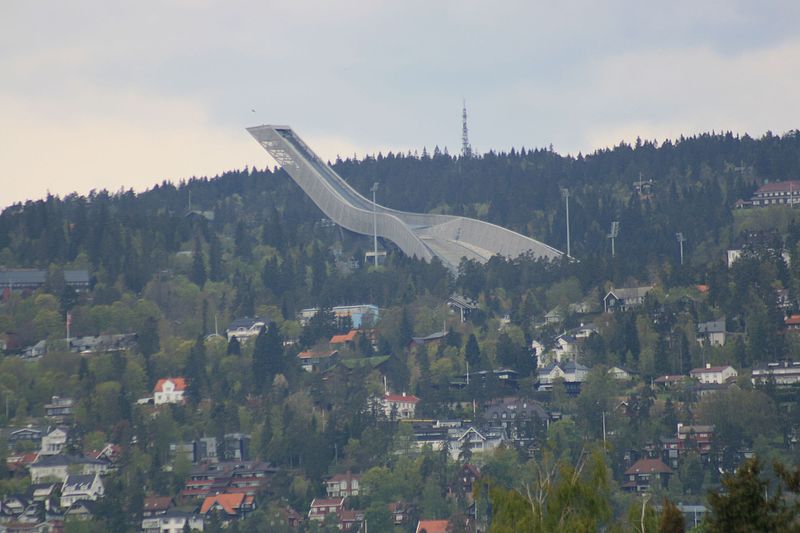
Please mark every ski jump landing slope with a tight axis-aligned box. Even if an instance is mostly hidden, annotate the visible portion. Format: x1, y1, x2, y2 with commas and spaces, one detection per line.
247, 125, 563, 271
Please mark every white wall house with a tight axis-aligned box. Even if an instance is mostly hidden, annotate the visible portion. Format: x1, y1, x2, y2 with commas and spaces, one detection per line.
379, 392, 420, 420
60, 473, 104, 508
154, 378, 187, 405
39, 427, 69, 456
690, 364, 737, 384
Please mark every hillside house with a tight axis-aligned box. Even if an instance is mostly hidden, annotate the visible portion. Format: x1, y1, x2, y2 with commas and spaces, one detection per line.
416, 519, 450, 533
142, 510, 204, 533
330, 330, 359, 348
603, 286, 653, 312
677, 424, 714, 455
200, 493, 256, 521
39, 427, 69, 456
325, 471, 361, 498
537, 361, 589, 393
153, 378, 187, 405
60, 473, 104, 508
752, 361, 800, 386
690, 364, 737, 384
749, 180, 800, 206
379, 392, 420, 420
447, 295, 478, 323
308, 497, 345, 522
697, 319, 727, 346
297, 349, 338, 373
226, 316, 268, 342
622, 458, 673, 492
299, 304, 379, 328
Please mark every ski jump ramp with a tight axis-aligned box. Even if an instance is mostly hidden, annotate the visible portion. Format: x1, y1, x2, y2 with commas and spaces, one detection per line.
247, 125, 563, 271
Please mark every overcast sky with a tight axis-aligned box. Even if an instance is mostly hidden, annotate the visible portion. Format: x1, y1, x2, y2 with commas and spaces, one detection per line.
2, 1, 799, 207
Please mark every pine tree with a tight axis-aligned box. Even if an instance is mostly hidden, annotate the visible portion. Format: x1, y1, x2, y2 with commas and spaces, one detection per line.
190, 236, 207, 287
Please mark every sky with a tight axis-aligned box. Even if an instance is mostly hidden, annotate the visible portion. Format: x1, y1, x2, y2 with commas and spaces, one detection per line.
2, 1, 800, 207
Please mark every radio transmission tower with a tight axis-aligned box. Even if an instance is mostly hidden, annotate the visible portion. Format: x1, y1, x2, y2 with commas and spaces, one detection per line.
461, 100, 472, 158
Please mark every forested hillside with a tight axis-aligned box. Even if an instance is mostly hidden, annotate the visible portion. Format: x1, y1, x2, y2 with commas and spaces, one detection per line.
2, 130, 800, 532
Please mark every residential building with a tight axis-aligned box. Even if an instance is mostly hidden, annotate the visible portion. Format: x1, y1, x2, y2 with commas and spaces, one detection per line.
409, 329, 448, 347
29, 455, 111, 483
608, 366, 637, 381
142, 496, 174, 517
223, 433, 250, 461
622, 458, 673, 492
748, 180, 800, 207
537, 361, 589, 393
43, 396, 74, 422
329, 330, 359, 348
697, 319, 727, 346
690, 364, 737, 384
0, 269, 90, 292
677, 424, 715, 455
39, 427, 69, 456
603, 286, 653, 312
308, 497, 345, 522
447, 295, 478, 323
60, 474, 104, 508
142, 510, 204, 533
338, 509, 365, 532
785, 315, 800, 331
752, 360, 800, 386
298, 304, 379, 328
225, 316, 268, 342
68, 333, 137, 354
153, 378, 187, 405
297, 349, 338, 373
324, 472, 361, 498
449, 426, 505, 461
416, 519, 450, 533
200, 493, 255, 521
379, 392, 420, 420
9, 427, 44, 448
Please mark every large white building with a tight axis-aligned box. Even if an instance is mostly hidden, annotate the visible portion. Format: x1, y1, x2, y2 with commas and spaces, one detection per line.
378, 392, 420, 420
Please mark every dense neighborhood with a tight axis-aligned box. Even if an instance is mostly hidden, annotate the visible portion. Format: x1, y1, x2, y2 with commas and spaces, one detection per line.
1, 133, 800, 531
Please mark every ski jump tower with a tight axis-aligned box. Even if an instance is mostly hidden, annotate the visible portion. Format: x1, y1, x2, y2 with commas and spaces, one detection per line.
247, 125, 563, 271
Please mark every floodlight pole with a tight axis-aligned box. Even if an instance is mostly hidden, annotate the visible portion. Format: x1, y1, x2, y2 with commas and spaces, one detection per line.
562, 188, 571, 257
676, 232, 686, 265
371, 182, 379, 267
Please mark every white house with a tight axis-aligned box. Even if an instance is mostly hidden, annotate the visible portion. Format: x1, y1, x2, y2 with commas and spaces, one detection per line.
448, 426, 505, 460
690, 364, 738, 384
608, 366, 636, 381
60, 473, 104, 508
39, 427, 69, 456
379, 392, 420, 420
154, 378, 187, 405
142, 510, 204, 533
30, 455, 112, 483
225, 316, 268, 342
537, 361, 589, 391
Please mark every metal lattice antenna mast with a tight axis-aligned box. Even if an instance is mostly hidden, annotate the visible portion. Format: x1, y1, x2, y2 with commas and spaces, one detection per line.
461, 100, 472, 158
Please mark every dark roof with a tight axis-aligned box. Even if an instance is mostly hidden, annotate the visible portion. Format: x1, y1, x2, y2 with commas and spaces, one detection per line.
697, 320, 726, 334
63, 474, 96, 489
411, 330, 447, 344
0, 269, 89, 286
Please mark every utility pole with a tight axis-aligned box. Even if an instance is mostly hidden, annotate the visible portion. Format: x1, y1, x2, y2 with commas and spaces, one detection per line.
371, 182, 379, 267
676, 232, 686, 265
602, 411, 607, 446
608, 221, 619, 258
562, 188, 571, 257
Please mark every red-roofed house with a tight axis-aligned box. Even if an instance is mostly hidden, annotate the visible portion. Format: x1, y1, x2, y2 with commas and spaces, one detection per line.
154, 378, 187, 405
690, 364, 737, 384
308, 497, 345, 522
785, 315, 800, 331
750, 180, 800, 206
200, 493, 255, 520
380, 392, 420, 420
297, 350, 339, 373
330, 330, 359, 347
142, 496, 174, 517
623, 458, 673, 492
416, 519, 449, 533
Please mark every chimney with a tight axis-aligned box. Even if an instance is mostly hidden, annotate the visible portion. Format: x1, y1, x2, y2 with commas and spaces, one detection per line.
705, 363, 711, 369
